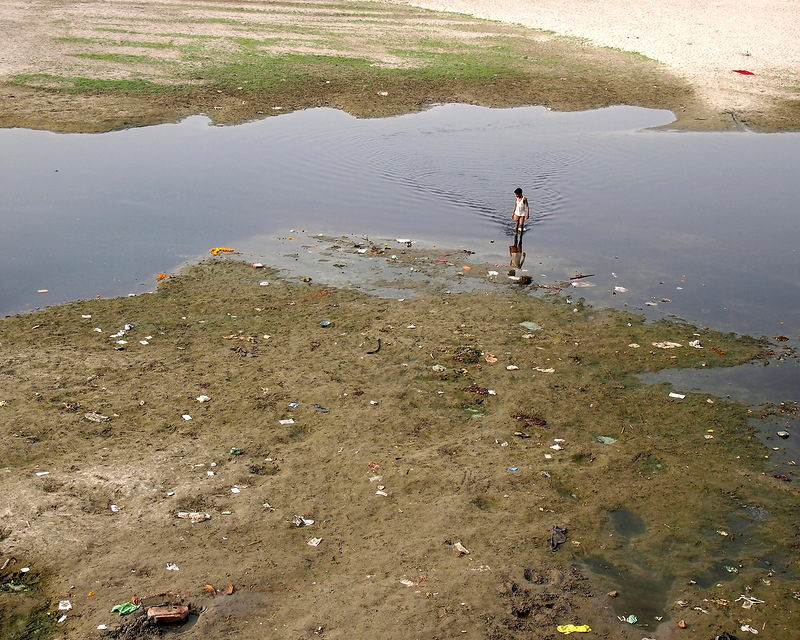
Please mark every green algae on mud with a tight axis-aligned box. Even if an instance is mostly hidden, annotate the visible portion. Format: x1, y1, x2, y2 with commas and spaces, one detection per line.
0, 250, 797, 639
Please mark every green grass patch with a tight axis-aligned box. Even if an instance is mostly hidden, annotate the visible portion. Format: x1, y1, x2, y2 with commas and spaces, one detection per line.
69, 52, 160, 64
11, 73, 170, 93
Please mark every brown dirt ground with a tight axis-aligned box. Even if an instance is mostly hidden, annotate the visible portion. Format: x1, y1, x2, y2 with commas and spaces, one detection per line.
1, 241, 798, 640
0, 0, 796, 132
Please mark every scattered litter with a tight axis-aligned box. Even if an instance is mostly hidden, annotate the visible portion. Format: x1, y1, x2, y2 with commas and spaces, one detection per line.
84, 412, 109, 423
519, 321, 542, 331
81, 315, 91, 319
618, 614, 638, 624
669, 392, 686, 399
231, 484, 247, 493
740, 624, 759, 634
400, 579, 415, 586
548, 526, 567, 551
210, 247, 235, 256
57, 614, 67, 623
230, 447, 242, 455
506, 365, 519, 371
614, 286, 628, 293
58, 600, 72, 611
368, 461, 381, 469
196, 395, 211, 402
484, 354, 498, 363
375, 489, 388, 496
453, 541, 470, 556
292, 515, 315, 527
735, 595, 764, 609
777, 431, 790, 439
488, 270, 499, 276
110, 504, 121, 512
319, 320, 331, 327
595, 435, 617, 444
308, 537, 322, 546
111, 602, 141, 615
653, 342, 683, 349
571, 281, 595, 288
279, 418, 295, 425
177, 511, 211, 523
35, 471, 50, 476
313, 404, 329, 413
252, 263, 264, 268
550, 444, 563, 450
507, 467, 518, 471
369, 475, 383, 482
182, 414, 192, 420
689, 340, 704, 348
557, 624, 592, 634
37, 289, 48, 293
432, 364, 446, 372
166, 563, 179, 571
724, 565, 739, 573
535, 367, 555, 373
97, 625, 107, 630
733, 69, 755, 75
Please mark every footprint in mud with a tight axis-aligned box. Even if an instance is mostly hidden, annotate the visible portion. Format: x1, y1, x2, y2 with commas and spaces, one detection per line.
499, 566, 591, 630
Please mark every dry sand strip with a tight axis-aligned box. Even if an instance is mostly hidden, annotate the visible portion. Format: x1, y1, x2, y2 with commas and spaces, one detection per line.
395, 0, 800, 126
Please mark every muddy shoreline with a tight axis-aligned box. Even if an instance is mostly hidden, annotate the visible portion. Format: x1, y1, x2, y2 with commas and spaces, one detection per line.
1, 239, 797, 640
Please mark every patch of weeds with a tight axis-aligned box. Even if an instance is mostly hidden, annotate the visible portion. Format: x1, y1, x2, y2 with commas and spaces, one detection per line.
11, 73, 170, 93
54, 36, 103, 44
69, 52, 160, 64
93, 27, 138, 34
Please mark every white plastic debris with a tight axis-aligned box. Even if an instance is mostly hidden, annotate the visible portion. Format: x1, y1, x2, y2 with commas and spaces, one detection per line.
308, 537, 322, 546
279, 419, 295, 425
58, 600, 72, 611
653, 341, 682, 349
292, 515, 315, 527
178, 511, 211, 523
196, 395, 211, 402
506, 365, 519, 371
669, 392, 686, 399
166, 563, 179, 571
399, 579, 415, 586
182, 414, 192, 420
432, 364, 446, 372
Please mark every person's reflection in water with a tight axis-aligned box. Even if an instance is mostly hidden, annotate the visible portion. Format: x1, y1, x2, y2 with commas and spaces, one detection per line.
509, 230, 525, 272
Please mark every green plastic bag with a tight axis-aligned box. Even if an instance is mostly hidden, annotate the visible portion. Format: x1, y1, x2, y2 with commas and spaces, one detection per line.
111, 602, 140, 615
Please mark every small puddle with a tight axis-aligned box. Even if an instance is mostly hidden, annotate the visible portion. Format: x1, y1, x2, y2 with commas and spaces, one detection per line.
161, 613, 200, 634
583, 509, 674, 629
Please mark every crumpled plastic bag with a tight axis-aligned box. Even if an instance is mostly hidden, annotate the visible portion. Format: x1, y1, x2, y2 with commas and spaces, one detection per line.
111, 602, 140, 615
557, 624, 592, 634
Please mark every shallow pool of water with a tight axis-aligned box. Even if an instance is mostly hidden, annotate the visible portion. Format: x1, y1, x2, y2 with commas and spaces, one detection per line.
2, 104, 798, 404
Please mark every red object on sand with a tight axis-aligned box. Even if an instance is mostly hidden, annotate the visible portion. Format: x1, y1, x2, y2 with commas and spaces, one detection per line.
146, 605, 190, 625
733, 69, 754, 75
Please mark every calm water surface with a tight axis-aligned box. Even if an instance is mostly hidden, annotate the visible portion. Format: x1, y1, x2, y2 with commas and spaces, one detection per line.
2, 104, 798, 406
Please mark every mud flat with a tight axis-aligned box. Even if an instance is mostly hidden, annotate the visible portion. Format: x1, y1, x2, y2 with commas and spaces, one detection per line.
1, 238, 797, 639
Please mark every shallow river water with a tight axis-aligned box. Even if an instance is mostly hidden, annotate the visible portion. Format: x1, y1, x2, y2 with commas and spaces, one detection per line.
2, 104, 798, 411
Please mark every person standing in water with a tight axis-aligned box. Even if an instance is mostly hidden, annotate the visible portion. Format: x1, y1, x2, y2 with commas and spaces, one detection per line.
512, 187, 529, 234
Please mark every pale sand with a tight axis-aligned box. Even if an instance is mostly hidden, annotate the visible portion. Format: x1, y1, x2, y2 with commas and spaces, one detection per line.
395, 0, 800, 116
